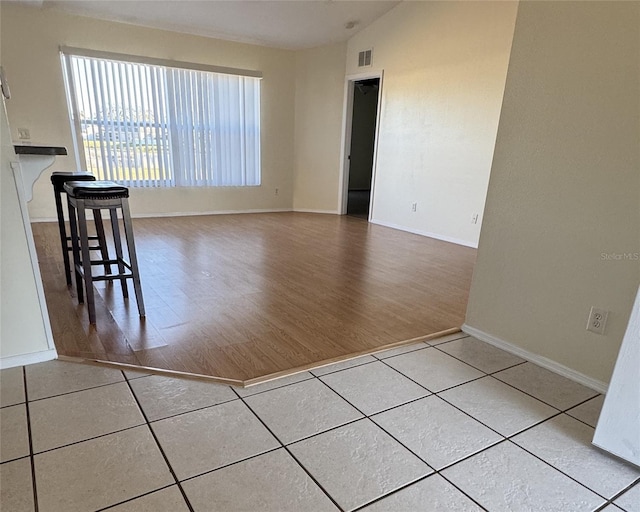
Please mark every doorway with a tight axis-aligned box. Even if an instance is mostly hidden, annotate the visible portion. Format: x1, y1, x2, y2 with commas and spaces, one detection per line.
345, 77, 380, 219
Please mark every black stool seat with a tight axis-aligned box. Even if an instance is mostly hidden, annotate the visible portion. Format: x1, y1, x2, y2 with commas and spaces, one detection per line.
64, 180, 129, 199
51, 171, 95, 192
66, 180, 144, 324
50, 171, 111, 287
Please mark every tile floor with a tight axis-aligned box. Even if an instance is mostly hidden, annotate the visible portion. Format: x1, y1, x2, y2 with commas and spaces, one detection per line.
1, 333, 639, 512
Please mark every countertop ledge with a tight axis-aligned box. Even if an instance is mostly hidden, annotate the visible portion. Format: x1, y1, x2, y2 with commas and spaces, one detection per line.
13, 144, 67, 156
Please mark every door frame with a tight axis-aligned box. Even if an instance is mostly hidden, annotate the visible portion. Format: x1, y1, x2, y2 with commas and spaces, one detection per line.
338, 70, 384, 219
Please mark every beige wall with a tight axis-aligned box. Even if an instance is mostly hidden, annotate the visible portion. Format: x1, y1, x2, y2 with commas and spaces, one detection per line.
465, 1, 640, 385
293, 43, 346, 213
1, 7, 51, 361
0, 3, 296, 219
346, 1, 517, 247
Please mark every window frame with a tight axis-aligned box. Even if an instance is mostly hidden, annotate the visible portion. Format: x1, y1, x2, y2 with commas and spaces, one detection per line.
60, 47, 263, 188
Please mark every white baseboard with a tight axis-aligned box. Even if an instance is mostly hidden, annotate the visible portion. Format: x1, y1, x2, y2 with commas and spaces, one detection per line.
0, 349, 58, 369
30, 208, 294, 223
131, 208, 292, 219
370, 219, 478, 248
462, 324, 608, 393
292, 208, 340, 215
30, 216, 58, 223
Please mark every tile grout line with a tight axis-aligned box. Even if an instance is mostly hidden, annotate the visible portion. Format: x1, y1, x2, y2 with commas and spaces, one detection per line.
431, 340, 528, 375
316, 358, 621, 506
231, 335, 469, 396
177, 446, 283, 485
229, 386, 347, 512
488, 372, 599, 412
27, 422, 148, 458
25, 350, 616, 509
94, 483, 176, 512
22, 366, 39, 512
503, 437, 615, 503
123, 371, 196, 512
312, 377, 493, 512
26, 378, 128, 404
594, 476, 640, 511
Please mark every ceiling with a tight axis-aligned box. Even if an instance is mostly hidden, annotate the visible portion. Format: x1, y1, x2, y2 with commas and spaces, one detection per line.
34, 0, 401, 50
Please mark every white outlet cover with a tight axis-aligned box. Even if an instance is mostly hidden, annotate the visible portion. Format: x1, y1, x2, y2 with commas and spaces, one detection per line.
586, 307, 608, 335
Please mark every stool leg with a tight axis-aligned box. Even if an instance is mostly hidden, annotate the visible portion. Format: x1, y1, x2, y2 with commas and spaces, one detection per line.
54, 189, 72, 287
109, 208, 129, 299
121, 199, 145, 317
93, 209, 112, 276
67, 198, 84, 304
77, 200, 97, 324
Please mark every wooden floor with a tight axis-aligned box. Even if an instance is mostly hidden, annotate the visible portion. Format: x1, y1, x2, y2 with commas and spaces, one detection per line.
32, 213, 476, 385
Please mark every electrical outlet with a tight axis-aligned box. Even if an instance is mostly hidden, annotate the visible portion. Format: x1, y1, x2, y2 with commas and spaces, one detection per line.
18, 127, 30, 140
586, 307, 608, 335
275, 188, 279, 196
411, 202, 417, 212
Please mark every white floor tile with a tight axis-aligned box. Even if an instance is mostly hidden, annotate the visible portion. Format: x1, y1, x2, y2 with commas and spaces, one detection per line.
105, 486, 190, 511
0, 367, 25, 408
152, 400, 279, 480
0, 457, 34, 512
566, 395, 605, 428
244, 379, 362, 444
493, 362, 598, 410
129, 375, 236, 421
321, 361, 429, 415
0, 404, 30, 463
123, 369, 151, 380
236, 372, 314, 397
513, 414, 640, 498
372, 395, 502, 470
35, 426, 173, 512
30, 382, 145, 453
425, 332, 470, 346
361, 474, 482, 511
289, 419, 431, 511
384, 348, 483, 392
26, 360, 124, 400
442, 442, 605, 511
374, 343, 428, 359
439, 376, 557, 436
183, 449, 338, 512
311, 355, 377, 377
615, 482, 640, 512
437, 336, 525, 373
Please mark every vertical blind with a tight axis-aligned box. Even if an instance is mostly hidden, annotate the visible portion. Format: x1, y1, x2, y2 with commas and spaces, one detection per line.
61, 51, 261, 188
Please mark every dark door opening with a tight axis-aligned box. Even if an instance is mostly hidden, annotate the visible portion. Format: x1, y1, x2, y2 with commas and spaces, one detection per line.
346, 78, 380, 219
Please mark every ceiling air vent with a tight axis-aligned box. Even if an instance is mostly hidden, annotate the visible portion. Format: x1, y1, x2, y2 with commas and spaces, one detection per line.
358, 49, 373, 68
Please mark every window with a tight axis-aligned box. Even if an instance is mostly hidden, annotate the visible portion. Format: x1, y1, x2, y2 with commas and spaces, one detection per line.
61, 48, 261, 187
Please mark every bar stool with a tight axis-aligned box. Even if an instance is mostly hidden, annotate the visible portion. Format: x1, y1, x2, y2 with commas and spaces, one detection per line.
50, 171, 110, 287
64, 180, 145, 324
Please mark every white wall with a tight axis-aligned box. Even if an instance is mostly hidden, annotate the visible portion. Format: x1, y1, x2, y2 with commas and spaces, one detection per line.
1, 16, 55, 364
293, 43, 346, 213
0, 3, 296, 219
465, 1, 640, 385
594, 285, 640, 466
346, 1, 518, 247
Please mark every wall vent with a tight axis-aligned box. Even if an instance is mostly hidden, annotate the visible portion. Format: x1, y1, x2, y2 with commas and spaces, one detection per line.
358, 49, 373, 68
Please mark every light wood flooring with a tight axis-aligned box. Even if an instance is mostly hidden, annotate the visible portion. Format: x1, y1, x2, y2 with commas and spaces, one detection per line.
32, 213, 476, 385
